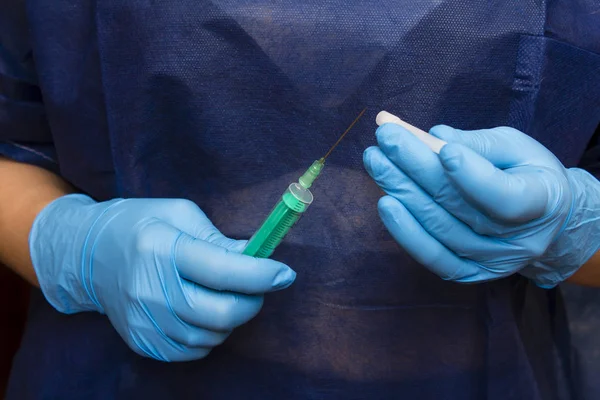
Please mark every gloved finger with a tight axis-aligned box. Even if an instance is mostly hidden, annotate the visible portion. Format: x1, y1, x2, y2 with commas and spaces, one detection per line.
429, 125, 542, 168
173, 232, 296, 294
193, 221, 244, 250
175, 280, 264, 332
364, 145, 501, 235
162, 323, 230, 348
375, 123, 447, 195
439, 143, 549, 222
165, 347, 212, 362
128, 329, 212, 362
146, 198, 212, 236
374, 123, 490, 222
113, 294, 215, 362
364, 147, 519, 258
137, 292, 231, 348
152, 199, 243, 249
212, 239, 248, 253
377, 195, 492, 282
133, 235, 260, 333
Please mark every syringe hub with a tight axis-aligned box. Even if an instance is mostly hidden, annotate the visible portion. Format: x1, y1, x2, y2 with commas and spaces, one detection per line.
298, 158, 324, 189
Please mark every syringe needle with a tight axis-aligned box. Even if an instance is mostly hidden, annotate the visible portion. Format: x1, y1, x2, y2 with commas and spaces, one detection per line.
243, 107, 368, 258
322, 108, 367, 161
298, 107, 367, 189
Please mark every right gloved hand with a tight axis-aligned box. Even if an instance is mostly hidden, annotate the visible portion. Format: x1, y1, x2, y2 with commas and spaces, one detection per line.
29, 194, 296, 362
364, 122, 600, 288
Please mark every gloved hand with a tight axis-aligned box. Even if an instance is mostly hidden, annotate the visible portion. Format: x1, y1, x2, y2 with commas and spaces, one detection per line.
30, 195, 296, 361
364, 123, 600, 288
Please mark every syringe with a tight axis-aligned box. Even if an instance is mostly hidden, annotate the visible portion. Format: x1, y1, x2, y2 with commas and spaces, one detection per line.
242, 109, 366, 258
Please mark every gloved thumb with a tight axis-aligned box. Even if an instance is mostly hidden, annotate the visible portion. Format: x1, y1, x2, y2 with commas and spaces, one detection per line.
438, 143, 549, 223
190, 220, 247, 253
211, 238, 248, 253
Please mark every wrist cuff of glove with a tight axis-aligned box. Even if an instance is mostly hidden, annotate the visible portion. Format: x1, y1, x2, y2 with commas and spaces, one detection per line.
30, 193, 106, 314
526, 168, 600, 288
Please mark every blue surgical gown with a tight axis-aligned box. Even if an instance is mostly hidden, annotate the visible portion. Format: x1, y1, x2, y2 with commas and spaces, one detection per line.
1, 1, 600, 399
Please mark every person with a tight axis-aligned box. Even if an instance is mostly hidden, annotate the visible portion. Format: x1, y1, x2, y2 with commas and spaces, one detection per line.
1, 1, 600, 399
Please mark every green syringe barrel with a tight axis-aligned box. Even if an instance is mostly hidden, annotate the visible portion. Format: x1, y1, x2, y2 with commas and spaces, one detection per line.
241, 106, 364, 258
242, 159, 324, 258
242, 182, 314, 258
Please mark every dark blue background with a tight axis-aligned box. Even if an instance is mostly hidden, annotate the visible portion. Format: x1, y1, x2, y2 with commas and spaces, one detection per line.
1, 1, 599, 399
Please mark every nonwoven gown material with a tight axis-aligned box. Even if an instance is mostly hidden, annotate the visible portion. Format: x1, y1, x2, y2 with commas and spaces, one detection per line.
1, 1, 600, 399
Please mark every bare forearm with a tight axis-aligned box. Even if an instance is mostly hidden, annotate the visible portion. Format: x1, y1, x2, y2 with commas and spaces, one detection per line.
567, 251, 600, 287
0, 157, 73, 285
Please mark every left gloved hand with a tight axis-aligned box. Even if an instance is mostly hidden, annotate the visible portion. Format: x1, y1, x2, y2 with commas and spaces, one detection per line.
363, 122, 600, 288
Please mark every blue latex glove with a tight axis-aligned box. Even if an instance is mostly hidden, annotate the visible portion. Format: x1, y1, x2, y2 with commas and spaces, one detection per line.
364, 123, 600, 288
29, 194, 296, 361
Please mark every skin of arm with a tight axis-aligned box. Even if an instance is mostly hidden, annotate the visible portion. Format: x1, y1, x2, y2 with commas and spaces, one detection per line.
0, 156, 598, 288
567, 254, 600, 287
0, 156, 73, 286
